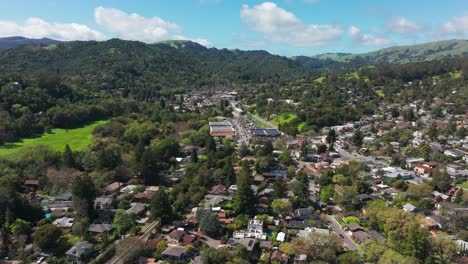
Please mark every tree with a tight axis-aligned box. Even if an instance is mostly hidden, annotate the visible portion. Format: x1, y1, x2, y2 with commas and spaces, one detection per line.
34, 224, 62, 251
272, 178, 286, 199
326, 129, 337, 144
63, 144, 75, 168
454, 188, 463, 204
72, 174, 97, 219
150, 189, 172, 225
190, 148, 198, 163
234, 169, 256, 215
431, 169, 452, 192
339, 251, 361, 264
139, 148, 161, 185
97, 144, 122, 170
206, 136, 216, 153
197, 208, 223, 238
271, 199, 293, 216
201, 248, 226, 264
10, 219, 31, 237
113, 209, 134, 235
134, 139, 145, 162
352, 129, 364, 147
406, 183, 432, 200
316, 143, 327, 154
223, 158, 236, 187
430, 234, 458, 264
320, 185, 335, 202
294, 171, 310, 207
428, 123, 438, 140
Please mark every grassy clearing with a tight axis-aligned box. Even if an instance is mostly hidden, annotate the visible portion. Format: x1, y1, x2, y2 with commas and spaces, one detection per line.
0, 120, 108, 156
450, 71, 462, 79
376, 90, 385, 97
314, 76, 326, 83
297, 122, 307, 132
457, 181, 468, 189
271, 113, 298, 126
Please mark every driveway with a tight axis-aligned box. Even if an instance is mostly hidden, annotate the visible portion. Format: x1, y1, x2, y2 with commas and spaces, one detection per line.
326, 215, 361, 252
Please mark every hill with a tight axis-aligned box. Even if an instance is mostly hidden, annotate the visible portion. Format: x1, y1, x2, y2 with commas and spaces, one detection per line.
297, 39, 468, 68
0, 36, 62, 50
0, 38, 308, 89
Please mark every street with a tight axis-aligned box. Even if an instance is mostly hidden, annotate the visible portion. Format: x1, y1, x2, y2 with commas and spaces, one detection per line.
326, 215, 361, 252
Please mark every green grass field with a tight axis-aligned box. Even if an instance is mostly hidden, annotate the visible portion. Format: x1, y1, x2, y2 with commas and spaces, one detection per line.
271, 113, 298, 126
0, 120, 108, 156
314, 76, 326, 83
449, 71, 462, 79
457, 181, 468, 189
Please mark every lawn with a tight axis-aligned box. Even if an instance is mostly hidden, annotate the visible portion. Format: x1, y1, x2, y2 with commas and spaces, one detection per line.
314, 76, 326, 83
449, 71, 462, 79
271, 113, 298, 126
0, 120, 108, 156
457, 181, 468, 189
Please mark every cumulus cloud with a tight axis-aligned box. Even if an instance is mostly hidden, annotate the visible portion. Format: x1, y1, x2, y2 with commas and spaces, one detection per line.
240, 2, 343, 47
94, 6, 182, 43
348, 26, 393, 46
0, 17, 105, 41
439, 14, 468, 36
173, 35, 211, 46
386, 17, 422, 34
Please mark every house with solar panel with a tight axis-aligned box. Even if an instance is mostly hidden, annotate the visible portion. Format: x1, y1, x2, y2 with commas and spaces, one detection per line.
249, 128, 281, 141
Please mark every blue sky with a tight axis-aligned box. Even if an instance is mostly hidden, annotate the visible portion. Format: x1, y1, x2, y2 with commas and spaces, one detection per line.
0, 0, 467, 56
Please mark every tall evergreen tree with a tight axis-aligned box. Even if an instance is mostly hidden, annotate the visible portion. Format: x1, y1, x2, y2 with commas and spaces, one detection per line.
190, 148, 198, 163
134, 139, 145, 162
71, 174, 97, 219
223, 158, 236, 186
63, 144, 75, 168
150, 189, 172, 225
234, 168, 256, 215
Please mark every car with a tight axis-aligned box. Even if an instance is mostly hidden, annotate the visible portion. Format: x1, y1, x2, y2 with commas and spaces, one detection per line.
338, 234, 344, 238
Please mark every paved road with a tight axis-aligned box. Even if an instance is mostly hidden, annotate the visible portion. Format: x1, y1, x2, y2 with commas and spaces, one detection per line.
106, 220, 159, 264
326, 215, 361, 252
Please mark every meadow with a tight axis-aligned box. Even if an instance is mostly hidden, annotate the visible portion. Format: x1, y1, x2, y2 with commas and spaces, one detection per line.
0, 120, 108, 156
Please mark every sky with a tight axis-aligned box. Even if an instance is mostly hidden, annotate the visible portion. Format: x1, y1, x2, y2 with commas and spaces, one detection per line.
0, 0, 467, 56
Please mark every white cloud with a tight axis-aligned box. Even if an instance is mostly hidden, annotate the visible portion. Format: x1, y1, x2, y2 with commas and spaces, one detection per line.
94, 6, 182, 43
386, 17, 422, 34
240, 2, 343, 47
439, 14, 468, 36
0, 17, 105, 41
173, 35, 211, 46
348, 26, 393, 46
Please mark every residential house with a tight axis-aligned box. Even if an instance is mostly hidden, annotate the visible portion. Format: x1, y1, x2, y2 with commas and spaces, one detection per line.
66, 241, 93, 264
403, 203, 417, 213
103, 182, 123, 194
126, 203, 146, 215
94, 196, 113, 210
161, 246, 190, 261
53, 217, 74, 229
352, 231, 370, 244
292, 208, 319, 221
88, 224, 113, 236
270, 250, 289, 263
227, 238, 256, 252
233, 219, 266, 240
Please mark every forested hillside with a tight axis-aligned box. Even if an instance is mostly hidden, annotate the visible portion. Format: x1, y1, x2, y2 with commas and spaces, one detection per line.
0, 39, 308, 91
